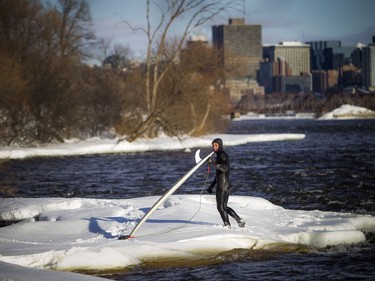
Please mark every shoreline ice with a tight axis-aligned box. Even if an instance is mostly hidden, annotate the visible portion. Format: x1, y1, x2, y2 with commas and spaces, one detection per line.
0, 133, 305, 159
1, 195, 374, 274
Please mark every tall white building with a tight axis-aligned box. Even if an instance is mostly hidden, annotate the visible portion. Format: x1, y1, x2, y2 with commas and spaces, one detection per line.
262, 41, 311, 93
264, 41, 311, 76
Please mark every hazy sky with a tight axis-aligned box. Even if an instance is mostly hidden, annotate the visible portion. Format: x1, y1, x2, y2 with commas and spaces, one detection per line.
87, 0, 374, 57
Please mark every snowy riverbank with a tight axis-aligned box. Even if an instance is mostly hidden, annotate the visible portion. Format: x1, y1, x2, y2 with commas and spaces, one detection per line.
236, 104, 375, 121
0, 133, 305, 159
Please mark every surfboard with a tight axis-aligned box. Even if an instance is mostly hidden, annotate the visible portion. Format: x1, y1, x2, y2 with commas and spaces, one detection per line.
119, 149, 213, 239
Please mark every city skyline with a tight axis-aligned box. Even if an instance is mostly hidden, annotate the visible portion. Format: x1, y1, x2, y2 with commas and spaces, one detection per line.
86, 0, 375, 59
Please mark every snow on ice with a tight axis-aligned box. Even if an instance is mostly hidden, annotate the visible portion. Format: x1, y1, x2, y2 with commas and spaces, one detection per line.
0, 133, 305, 160
319, 104, 375, 120
1, 196, 374, 274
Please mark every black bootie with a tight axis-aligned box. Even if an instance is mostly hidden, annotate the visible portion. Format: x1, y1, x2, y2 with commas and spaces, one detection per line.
237, 218, 245, 228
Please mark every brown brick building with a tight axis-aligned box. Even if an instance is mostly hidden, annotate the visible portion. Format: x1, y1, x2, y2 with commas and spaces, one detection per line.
212, 18, 262, 79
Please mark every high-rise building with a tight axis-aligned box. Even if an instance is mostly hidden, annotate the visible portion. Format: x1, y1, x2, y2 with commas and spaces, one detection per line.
312, 70, 328, 94
351, 43, 366, 69
324, 46, 355, 70
307, 40, 362, 72
306, 41, 341, 70
362, 43, 375, 91
273, 74, 311, 93
185, 35, 209, 47
180, 35, 209, 66
262, 42, 311, 93
225, 78, 264, 104
212, 18, 262, 79
327, 70, 339, 90
259, 57, 292, 93
263, 41, 310, 76
340, 64, 362, 88
311, 70, 339, 95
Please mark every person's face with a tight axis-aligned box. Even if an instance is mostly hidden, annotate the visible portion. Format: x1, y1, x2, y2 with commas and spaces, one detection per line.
212, 142, 219, 152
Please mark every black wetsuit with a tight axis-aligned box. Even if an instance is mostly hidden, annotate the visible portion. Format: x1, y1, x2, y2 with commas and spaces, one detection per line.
208, 138, 243, 227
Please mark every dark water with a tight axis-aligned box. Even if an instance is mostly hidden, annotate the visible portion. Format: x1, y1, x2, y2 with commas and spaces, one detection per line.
1, 119, 375, 280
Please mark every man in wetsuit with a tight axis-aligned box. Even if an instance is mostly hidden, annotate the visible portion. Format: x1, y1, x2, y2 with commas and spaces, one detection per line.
207, 138, 245, 228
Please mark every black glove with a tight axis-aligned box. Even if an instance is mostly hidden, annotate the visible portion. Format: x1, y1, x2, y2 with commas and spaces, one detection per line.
207, 177, 216, 194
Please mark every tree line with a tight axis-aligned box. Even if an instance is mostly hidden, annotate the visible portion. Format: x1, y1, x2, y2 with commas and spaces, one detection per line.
0, 0, 237, 146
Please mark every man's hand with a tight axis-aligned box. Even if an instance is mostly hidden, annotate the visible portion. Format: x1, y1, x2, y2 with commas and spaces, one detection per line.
207, 156, 213, 165
207, 187, 213, 194
208, 157, 220, 171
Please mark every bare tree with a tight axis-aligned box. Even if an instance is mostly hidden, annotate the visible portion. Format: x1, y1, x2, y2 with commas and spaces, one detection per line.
0, 0, 44, 144
94, 37, 113, 63
0, 0, 97, 144
94, 38, 133, 67
53, 0, 95, 62
177, 41, 229, 135
120, 0, 241, 142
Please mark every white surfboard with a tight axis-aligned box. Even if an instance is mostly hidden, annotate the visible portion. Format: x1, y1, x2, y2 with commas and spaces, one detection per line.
120, 149, 213, 239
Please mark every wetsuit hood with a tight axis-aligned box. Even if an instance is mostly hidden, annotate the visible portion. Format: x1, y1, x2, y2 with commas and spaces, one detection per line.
212, 138, 224, 152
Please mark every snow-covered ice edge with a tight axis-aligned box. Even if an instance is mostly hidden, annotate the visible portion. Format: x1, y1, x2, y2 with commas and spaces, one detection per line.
0, 133, 305, 159
1, 196, 374, 274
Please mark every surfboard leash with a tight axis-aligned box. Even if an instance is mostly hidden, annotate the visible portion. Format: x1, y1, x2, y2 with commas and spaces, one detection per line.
160, 163, 211, 234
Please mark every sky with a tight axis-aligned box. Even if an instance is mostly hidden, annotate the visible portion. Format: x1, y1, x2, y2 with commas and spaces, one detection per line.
85, 0, 375, 59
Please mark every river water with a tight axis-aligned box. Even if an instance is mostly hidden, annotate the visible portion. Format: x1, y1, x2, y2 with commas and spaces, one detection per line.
2, 119, 375, 280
